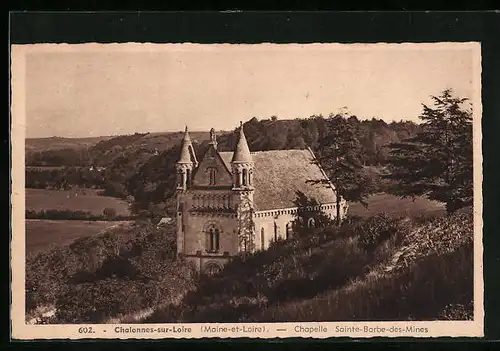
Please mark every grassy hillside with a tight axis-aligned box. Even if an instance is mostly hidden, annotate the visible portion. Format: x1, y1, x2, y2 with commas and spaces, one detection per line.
26, 221, 196, 324
26, 220, 128, 255
348, 193, 445, 218
145, 210, 473, 323
26, 206, 473, 324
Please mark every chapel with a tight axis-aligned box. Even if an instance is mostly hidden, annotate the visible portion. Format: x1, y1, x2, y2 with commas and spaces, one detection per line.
175, 122, 348, 275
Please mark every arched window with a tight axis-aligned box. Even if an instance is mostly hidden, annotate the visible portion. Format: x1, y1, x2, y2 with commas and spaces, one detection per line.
206, 226, 220, 253
242, 169, 248, 186
308, 218, 316, 228
261, 228, 265, 250
286, 222, 293, 239
207, 167, 217, 185
177, 169, 183, 187
274, 222, 278, 241
186, 169, 191, 186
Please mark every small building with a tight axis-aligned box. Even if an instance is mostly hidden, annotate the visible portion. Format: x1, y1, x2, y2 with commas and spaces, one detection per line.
175, 123, 348, 275
157, 217, 173, 227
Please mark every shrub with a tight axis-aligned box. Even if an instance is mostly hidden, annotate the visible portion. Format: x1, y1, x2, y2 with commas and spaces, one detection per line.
26, 221, 196, 323
148, 211, 474, 323
252, 241, 473, 322
355, 213, 403, 252
103, 207, 117, 218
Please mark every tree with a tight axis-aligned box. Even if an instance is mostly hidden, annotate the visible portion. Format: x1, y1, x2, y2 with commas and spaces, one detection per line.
103, 207, 117, 219
310, 114, 375, 226
293, 191, 333, 232
385, 89, 473, 213
237, 191, 256, 257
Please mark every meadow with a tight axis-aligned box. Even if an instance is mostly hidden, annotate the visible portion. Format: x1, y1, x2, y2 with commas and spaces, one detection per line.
25, 188, 133, 255
26, 188, 131, 216
25, 220, 126, 255
348, 193, 446, 218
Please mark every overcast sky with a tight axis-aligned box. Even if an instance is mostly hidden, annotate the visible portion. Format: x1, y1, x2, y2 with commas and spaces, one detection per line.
24, 43, 476, 138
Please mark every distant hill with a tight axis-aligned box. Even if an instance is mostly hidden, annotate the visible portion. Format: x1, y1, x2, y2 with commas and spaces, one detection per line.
25, 116, 421, 213
88, 131, 212, 167
25, 131, 214, 167
25, 136, 114, 153
25, 117, 420, 168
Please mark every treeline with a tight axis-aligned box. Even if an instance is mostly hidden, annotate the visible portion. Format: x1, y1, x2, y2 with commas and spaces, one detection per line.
26, 167, 107, 191
26, 148, 92, 167
23, 112, 427, 216
219, 116, 420, 166
25, 133, 151, 167
26, 209, 135, 221
125, 117, 419, 214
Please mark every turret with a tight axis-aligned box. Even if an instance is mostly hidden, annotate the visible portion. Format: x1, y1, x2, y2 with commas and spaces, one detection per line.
231, 121, 254, 190
208, 128, 218, 149
176, 126, 198, 190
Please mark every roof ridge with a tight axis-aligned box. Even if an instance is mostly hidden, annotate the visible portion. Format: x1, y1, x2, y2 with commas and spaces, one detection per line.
250, 148, 309, 154
220, 149, 310, 155
307, 146, 335, 186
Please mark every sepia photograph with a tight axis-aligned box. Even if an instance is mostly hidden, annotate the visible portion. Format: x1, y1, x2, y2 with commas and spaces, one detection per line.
11, 42, 483, 338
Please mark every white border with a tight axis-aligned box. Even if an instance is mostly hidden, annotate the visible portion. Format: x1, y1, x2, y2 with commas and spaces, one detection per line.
10, 42, 483, 339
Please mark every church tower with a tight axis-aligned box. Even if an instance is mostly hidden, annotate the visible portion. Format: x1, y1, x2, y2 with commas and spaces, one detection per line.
176, 126, 197, 258
176, 126, 198, 191
231, 122, 255, 253
231, 121, 254, 190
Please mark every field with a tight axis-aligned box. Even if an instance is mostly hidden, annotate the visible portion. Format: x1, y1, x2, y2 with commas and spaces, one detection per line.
25, 136, 113, 153
26, 188, 131, 216
348, 193, 445, 218
25, 220, 127, 255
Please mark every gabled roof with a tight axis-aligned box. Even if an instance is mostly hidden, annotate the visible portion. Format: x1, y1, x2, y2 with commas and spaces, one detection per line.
219, 149, 337, 211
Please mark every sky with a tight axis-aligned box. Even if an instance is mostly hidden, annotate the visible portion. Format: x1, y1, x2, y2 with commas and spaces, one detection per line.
23, 43, 477, 138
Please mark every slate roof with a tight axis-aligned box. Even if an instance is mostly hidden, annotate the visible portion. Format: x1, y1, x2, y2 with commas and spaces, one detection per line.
218, 149, 337, 211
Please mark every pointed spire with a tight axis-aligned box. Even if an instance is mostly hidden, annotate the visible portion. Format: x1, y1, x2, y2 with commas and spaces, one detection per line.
208, 127, 217, 149
231, 121, 252, 163
178, 126, 194, 164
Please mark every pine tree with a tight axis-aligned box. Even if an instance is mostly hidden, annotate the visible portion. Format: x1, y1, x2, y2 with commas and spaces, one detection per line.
385, 89, 473, 213
310, 114, 375, 225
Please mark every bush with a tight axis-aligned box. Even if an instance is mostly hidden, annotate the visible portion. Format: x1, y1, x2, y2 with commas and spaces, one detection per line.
26, 221, 196, 323
148, 211, 473, 323
252, 241, 473, 322
355, 213, 404, 253
103, 207, 117, 218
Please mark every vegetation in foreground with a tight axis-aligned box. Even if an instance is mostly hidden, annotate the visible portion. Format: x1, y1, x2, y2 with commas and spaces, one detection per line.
25, 220, 123, 255
145, 210, 473, 323
25, 221, 197, 324
26, 209, 473, 325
